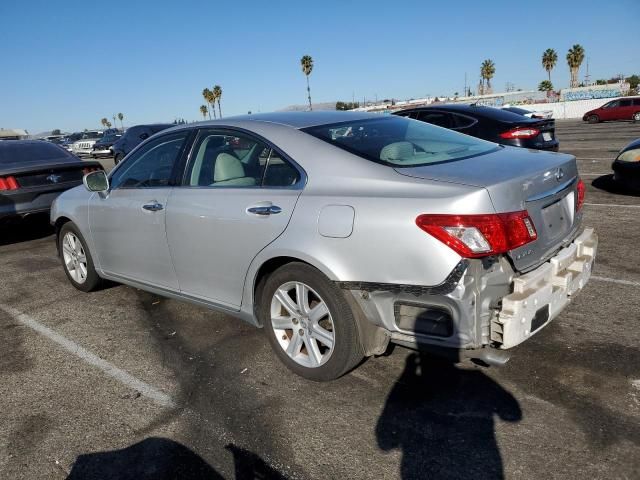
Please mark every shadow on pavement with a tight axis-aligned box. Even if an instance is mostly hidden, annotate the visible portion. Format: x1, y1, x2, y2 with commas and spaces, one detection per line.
66, 437, 288, 480
0, 213, 54, 246
376, 352, 521, 480
591, 174, 640, 197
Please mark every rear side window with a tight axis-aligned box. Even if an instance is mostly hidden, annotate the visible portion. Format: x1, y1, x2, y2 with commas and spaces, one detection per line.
415, 111, 452, 128
186, 130, 300, 188
451, 113, 476, 129
619, 100, 632, 107
303, 116, 497, 167
0, 142, 71, 164
634, 99, 640, 106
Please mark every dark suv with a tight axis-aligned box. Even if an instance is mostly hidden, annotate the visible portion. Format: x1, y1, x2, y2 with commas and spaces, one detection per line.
112, 124, 173, 164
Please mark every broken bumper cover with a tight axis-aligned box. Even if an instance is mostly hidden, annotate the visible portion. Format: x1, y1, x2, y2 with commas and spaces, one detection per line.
492, 227, 598, 349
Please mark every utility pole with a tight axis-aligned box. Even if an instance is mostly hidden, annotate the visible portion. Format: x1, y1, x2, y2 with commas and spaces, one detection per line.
464, 73, 467, 98
584, 57, 591, 86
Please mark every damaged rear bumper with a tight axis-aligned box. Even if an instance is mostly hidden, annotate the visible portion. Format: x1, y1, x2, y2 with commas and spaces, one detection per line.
340, 227, 597, 362
492, 227, 598, 349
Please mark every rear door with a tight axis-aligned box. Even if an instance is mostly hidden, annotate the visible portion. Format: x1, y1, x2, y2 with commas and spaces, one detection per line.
165, 128, 304, 308
616, 99, 633, 120
89, 130, 190, 288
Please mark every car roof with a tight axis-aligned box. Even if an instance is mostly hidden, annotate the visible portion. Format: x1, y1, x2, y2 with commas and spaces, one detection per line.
204, 111, 381, 129
396, 103, 536, 122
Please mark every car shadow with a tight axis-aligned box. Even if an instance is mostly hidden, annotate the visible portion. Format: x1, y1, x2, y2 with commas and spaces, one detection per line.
591, 174, 640, 197
0, 213, 54, 246
66, 437, 288, 480
375, 351, 521, 479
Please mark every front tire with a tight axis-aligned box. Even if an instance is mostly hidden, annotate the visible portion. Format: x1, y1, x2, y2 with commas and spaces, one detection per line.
114, 153, 123, 165
59, 223, 102, 292
587, 114, 600, 124
260, 263, 363, 381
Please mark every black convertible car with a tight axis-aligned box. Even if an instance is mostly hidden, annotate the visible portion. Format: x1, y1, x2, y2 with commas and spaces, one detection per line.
394, 104, 559, 151
0, 141, 102, 221
612, 138, 640, 190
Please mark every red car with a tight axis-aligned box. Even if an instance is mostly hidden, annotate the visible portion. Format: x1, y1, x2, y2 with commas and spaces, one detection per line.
583, 96, 640, 123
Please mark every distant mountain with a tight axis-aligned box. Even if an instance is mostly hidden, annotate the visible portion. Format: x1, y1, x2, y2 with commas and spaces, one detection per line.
278, 102, 337, 112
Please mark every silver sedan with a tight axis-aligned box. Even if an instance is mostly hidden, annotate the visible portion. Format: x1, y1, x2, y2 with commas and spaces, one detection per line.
51, 112, 597, 380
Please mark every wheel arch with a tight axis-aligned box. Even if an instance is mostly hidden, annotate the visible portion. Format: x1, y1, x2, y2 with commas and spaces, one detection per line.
53, 216, 73, 256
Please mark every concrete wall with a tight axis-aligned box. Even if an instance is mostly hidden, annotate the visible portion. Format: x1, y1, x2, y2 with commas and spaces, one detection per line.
522, 98, 618, 120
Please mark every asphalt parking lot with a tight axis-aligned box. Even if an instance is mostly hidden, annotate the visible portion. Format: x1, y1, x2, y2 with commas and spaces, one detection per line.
1, 120, 639, 479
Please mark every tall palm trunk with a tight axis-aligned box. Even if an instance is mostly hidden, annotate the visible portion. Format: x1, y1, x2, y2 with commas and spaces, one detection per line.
211, 101, 216, 119
548, 70, 551, 82
306, 75, 312, 111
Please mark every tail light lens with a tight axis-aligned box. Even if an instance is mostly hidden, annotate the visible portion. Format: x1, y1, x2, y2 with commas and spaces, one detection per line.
416, 211, 537, 258
499, 128, 540, 139
0, 176, 19, 191
576, 178, 585, 211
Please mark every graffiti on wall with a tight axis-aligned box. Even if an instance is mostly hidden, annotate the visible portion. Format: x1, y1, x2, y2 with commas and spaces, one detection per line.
561, 83, 629, 101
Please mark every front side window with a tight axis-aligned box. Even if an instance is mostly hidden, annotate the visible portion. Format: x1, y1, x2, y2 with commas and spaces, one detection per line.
110, 131, 189, 189
603, 100, 619, 109
303, 116, 497, 167
186, 130, 300, 187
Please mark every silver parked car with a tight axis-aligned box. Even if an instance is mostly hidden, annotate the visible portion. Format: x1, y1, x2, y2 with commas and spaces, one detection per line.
50, 112, 597, 380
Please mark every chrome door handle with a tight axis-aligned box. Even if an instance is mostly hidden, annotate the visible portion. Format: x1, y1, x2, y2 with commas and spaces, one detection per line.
142, 202, 164, 212
247, 205, 282, 216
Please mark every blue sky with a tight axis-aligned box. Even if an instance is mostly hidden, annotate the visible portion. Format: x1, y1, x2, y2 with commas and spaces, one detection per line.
1, 0, 638, 133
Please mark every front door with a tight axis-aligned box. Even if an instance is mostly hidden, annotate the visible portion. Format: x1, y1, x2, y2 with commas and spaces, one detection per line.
89, 130, 190, 289
166, 129, 304, 308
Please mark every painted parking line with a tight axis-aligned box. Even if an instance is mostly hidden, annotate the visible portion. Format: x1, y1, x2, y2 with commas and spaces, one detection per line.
591, 276, 640, 288
0, 304, 176, 408
585, 202, 640, 209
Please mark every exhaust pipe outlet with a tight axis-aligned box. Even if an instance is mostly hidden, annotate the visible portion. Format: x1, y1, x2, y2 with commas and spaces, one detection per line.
465, 348, 511, 367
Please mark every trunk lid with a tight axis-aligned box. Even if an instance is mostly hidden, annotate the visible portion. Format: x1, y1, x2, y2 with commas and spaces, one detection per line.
395, 146, 582, 272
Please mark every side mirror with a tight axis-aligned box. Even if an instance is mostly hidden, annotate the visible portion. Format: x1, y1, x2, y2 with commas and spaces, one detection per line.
83, 170, 109, 193
139, 132, 149, 140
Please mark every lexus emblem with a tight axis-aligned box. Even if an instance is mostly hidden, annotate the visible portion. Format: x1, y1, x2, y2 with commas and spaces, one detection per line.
46, 174, 62, 183
555, 168, 564, 182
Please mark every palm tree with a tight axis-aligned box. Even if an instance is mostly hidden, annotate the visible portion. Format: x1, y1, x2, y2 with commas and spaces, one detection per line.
199, 105, 208, 119
117, 112, 124, 129
542, 49, 557, 82
213, 85, 222, 118
100, 117, 108, 128
480, 59, 496, 94
300, 55, 314, 110
202, 88, 214, 119
567, 44, 585, 88
538, 80, 554, 92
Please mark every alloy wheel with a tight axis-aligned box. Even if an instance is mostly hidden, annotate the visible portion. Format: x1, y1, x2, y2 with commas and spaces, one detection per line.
270, 281, 335, 368
62, 232, 88, 284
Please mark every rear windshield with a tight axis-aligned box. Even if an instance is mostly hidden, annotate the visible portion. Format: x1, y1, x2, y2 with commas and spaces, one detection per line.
302, 116, 498, 167
0, 142, 72, 163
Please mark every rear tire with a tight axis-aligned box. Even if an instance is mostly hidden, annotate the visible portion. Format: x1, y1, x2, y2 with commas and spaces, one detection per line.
587, 114, 600, 124
59, 222, 102, 292
633, 112, 640, 123
260, 262, 363, 381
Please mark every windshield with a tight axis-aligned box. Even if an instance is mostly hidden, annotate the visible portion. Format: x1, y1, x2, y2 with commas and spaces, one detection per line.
81, 131, 102, 139
302, 116, 498, 167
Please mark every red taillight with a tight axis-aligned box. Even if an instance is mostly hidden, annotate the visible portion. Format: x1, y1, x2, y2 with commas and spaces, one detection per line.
499, 127, 540, 139
576, 178, 585, 211
416, 211, 538, 258
0, 176, 19, 191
